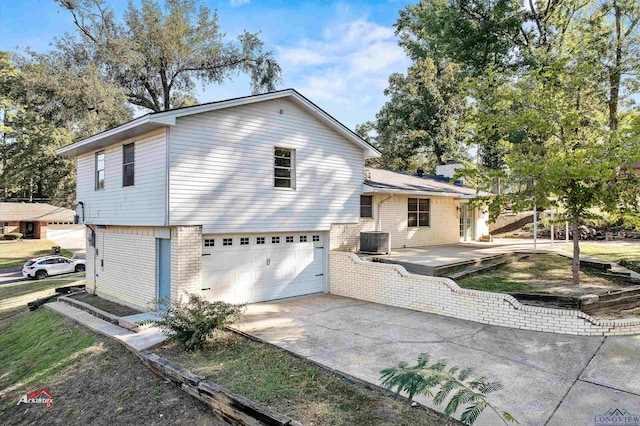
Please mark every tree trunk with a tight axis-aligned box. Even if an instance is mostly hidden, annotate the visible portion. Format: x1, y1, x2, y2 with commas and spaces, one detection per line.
609, 0, 622, 132
572, 212, 580, 286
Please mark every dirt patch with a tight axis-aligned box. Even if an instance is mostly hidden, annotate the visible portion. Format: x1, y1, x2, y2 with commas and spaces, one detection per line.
1, 316, 225, 426
69, 292, 141, 317
158, 331, 459, 426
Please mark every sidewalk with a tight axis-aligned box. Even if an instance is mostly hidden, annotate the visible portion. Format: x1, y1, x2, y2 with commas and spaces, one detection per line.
46, 301, 166, 352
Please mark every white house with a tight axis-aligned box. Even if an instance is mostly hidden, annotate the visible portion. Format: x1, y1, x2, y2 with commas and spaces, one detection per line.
57, 89, 488, 311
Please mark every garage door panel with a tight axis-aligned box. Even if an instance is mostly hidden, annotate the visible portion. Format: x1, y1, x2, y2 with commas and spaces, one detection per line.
202, 232, 325, 304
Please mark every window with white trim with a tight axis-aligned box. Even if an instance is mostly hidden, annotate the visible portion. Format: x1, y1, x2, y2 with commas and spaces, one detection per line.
286, 236, 294, 243
95, 151, 105, 190
274, 147, 295, 189
122, 143, 135, 187
240, 237, 249, 245
204, 239, 215, 247
256, 237, 265, 244
312, 235, 320, 242
408, 198, 430, 227
300, 236, 307, 242
272, 236, 280, 244
223, 238, 233, 246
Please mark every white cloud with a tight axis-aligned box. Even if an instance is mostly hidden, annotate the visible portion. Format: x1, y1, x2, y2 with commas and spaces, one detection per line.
230, 0, 250, 6
276, 18, 410, 128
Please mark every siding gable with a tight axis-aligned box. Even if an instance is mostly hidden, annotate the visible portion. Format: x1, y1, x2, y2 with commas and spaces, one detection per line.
76, 129, 167, 225
169, 98, 365, 233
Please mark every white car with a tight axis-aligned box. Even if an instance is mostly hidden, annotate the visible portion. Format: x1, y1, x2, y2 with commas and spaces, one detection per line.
22, 256, 86, 280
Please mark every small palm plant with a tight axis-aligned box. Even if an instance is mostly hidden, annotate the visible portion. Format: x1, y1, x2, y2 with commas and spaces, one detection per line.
380, 353, 518, 425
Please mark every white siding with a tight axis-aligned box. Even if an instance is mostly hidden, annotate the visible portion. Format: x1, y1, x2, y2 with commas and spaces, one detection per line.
168, 98, 365, 233
76, 129, 167, 225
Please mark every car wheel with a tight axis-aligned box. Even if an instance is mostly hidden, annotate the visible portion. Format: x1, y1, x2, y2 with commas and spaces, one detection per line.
35, 270, 48, 280
75, 264, 86, 272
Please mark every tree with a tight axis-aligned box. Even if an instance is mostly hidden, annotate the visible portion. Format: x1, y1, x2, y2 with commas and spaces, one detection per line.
392, 0, 640, 285
55, 0, 282, 112
359, 57, 469, 172
0, 50, 131, 206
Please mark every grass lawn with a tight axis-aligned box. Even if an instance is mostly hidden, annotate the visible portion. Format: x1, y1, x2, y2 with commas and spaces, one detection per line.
0, 239, 74, 269
0, 309, 223, 425
0, 273, 84, 301
457, 254, 626, 296
564, 243, 640, 273
159, 332, 458, 426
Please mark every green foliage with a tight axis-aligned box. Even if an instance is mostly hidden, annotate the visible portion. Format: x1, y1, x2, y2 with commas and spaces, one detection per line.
359, 57, 469, 172
149, 293, 245, 351
380, 353, 518, 425
55, 0, 282, 112
3, 233, 22, 240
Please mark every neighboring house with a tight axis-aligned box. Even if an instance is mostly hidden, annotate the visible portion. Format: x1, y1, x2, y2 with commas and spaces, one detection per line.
0, 202, 76, 239
330, 167, 491, 252
56, 89, 379, 310
56, 89, 488, 311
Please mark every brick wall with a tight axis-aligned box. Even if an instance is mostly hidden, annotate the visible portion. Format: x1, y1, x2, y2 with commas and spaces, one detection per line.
87, 226, 157, 311
330, 194, 461, 251
85, 225, 203, 311
329, 251, 640, 336
171, 225, 203, 301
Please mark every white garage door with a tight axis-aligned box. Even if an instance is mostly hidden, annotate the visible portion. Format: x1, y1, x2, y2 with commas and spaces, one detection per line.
201, 232, 326, 304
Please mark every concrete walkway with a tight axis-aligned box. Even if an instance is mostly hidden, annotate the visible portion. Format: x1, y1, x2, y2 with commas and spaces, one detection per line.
46, 302, 166, 351
235, 294, 640, 426
371, 239, 640, 278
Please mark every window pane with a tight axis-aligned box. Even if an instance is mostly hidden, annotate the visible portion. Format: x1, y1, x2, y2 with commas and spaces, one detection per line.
408, 213, 418, 227
123, 143, 134, 164
274, 148, 291, 158
361, 206, 373, 218
408, 198, 417, 212
275, 168, 291, 178
123, 164, 134, 187
96, 152, 104, 169
97, 170, 105, 189
419, 199, 430, 211
419, 213, 429, 227
275, 178, 291, 188
274, 157, 291, 167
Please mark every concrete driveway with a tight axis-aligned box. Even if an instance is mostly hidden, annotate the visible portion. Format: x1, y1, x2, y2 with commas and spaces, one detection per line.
236, 294, 640, 426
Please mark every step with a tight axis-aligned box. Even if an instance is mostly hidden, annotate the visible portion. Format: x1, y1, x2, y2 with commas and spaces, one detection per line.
46, 302, 167, 352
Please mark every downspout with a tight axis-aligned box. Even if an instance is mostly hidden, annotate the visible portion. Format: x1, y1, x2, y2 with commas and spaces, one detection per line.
377, 194, 393, 232
85, 223, 97, 296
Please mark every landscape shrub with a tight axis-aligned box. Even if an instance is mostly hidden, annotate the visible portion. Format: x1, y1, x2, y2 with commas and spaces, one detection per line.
148, 293, 245, 351
381, 353, 518, 425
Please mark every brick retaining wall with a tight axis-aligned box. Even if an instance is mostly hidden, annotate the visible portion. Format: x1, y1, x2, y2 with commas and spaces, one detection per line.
329, 251, 640, 336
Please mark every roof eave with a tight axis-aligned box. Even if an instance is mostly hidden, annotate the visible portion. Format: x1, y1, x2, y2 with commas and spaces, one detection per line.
56, 89, 381, 158
56, 117, 171, 157
363, 184, 488, 198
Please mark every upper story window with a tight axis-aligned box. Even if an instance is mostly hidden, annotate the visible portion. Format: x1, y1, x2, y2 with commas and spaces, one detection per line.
408, 198, 430, 227
274, 147, 295, 189
122, 143, 135, 187
95, 151, 105, 190
360, 195, 373, 218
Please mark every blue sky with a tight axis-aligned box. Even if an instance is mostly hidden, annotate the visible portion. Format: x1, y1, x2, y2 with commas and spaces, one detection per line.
0, 0, 414, 129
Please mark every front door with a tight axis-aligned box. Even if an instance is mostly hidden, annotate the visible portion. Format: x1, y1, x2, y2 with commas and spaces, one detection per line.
157, 238, 171, 307
459, 205, 474, 242
24, 222, 36, 239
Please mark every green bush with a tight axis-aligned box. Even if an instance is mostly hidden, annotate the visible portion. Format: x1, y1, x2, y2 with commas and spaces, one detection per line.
381, 353, 518, 425
148, 293, 245, 351
3, 233, 23, 240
